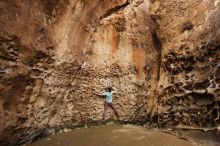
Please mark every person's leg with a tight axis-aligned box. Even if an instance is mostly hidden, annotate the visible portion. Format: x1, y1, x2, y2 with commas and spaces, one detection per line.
103, 101, 108, 120
109, 103, 119, 119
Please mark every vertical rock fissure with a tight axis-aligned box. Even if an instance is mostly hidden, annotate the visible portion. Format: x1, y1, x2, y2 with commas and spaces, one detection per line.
151, 31, 162, 83
151, 30, 162, 127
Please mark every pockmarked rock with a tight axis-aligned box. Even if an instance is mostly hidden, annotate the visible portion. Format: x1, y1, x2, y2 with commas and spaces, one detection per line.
0, 0, 219, 145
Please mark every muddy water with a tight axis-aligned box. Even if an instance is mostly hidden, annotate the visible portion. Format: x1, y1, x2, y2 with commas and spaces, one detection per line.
28, 124, 198, 146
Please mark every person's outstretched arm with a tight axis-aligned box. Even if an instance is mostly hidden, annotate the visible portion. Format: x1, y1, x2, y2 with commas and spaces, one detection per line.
93, 92, 107, 96
112, 87, 117, 93
93, 88, 107, 96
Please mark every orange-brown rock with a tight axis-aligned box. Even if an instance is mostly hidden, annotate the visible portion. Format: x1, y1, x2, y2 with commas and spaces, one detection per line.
149, 0, 220, 127
0, 0, 161, 145
0, 0, 219, 145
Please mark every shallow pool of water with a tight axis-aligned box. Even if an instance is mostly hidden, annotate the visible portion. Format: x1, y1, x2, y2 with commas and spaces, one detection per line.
28, 124, 199, 146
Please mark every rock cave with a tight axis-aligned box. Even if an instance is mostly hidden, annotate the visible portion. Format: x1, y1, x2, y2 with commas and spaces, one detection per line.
0, 0, 219, 146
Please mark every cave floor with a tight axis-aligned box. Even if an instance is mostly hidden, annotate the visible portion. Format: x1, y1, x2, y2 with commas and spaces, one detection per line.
28, 124, 220, 146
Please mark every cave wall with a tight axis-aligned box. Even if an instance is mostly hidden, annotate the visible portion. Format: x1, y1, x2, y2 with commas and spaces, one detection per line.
149, 0, 220, 128
0, 0, 160, 145
0, 0, 219, 145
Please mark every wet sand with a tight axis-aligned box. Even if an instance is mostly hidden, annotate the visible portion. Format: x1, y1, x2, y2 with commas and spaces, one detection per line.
28, 124, 198, 146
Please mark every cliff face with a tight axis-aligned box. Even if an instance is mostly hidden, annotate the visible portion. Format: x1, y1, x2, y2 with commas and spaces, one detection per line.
0, 0, 160, 145
0, 0, 219, 145
149, 0, 220, 127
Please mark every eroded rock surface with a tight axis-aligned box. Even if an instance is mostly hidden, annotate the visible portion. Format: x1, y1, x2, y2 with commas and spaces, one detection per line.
0, 0, 219, 145
149, 0, 220, 127
0, 0, 160, 145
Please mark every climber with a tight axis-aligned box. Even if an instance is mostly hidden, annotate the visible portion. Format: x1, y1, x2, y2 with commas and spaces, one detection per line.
94, 87, 120, 121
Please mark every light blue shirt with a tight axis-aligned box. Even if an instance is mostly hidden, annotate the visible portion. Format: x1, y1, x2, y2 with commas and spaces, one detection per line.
104, 91, 116, 103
